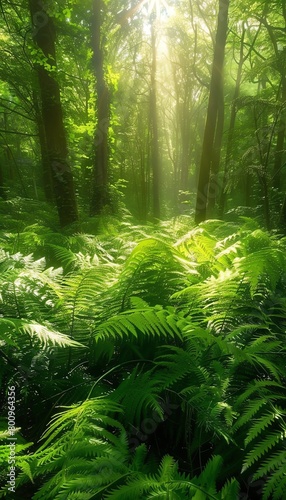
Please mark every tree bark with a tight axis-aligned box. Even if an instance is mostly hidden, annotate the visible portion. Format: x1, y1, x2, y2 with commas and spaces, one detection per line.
195, 0, 229, 224
90, 0, 110, 215
32, 90, 53, 202
28, 0, 78, 227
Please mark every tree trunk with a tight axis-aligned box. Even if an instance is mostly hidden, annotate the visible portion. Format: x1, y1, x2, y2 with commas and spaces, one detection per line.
140, 147, 148, 222
90, 0, 110, 215
278, 1, 286, 227
180, 92, 191, 191
219, 24, 246, 216
150, 19, 160, 220
32, 90, 53, 202
195, 0, 229, 224
28, 0, 78, 228
273, 53, 286, 189
207, 81, 224, 215
0, 161, 6, 199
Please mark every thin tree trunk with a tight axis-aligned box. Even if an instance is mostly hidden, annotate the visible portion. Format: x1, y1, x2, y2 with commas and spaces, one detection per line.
90, 0, 110, 215
219, 25, 246, 216
273, 50, 286, 189
254, 98, 272, 230
170, 62, 182, 209
207, 81, 224, 215
180, 92, 191, 191
150, 20, 160, 220
257, 5, 285, 226
28, 0, 78, 227
278, 1, 286, 227
0, 111, 7, 199
273, 97, 286, 190
3, 112, 13, 181
140, 147, 147, 221
195, 0, 229, 224
0, 161, 6, 199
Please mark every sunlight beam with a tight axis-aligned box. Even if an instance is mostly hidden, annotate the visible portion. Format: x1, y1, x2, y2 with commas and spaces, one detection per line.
117, 0, 170, 26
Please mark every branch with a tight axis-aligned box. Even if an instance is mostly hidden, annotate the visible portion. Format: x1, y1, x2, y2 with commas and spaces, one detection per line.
0, 101, 35, 121
0, 129, 38, 137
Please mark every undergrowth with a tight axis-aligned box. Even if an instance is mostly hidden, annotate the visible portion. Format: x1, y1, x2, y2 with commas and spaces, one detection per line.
0, 200, 285, 499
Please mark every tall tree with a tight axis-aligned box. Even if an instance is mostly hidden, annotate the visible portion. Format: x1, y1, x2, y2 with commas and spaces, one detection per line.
278, 1, 286, 225
218, 21, 262, 216
273, 1, 286, 191
195, 0, 229, 223
0, 159, 5, 199
32, 90, 53, 202
28, 0, 78, 227
90, 0, 110, 215
150, 16, 161, 220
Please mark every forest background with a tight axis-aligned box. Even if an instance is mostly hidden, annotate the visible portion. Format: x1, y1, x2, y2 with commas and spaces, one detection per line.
0, 0, 286, 499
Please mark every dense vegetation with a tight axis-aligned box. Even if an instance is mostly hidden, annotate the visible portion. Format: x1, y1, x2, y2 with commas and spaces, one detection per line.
0, 0, 286, 498
0, 203, 285, 498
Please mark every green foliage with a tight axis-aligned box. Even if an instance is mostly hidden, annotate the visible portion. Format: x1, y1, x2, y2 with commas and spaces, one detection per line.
0, 218, 286, 498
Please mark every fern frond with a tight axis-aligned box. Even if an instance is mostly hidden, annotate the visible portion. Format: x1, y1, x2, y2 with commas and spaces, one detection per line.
112, 365, 165, 424
20, 321, 84, 348
94, 307, 183, 343
117, 238, 188, 309
233, 399, 267, 432
0, 318, 83, 348
243, 430, 284, 469
262, 462, 286, 500
46, 243, 77, 270
234, 247, 285, 297
253, 449, 286, 479
235, 380, 285, 406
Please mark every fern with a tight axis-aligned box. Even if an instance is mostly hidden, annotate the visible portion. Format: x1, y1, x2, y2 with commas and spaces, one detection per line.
105, 454, 237, 499
111, 365, 166, 424
11, 398, 129, 500
0, 218, 286, 498
0, 318, 83, 348
95, 306, 183, 343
